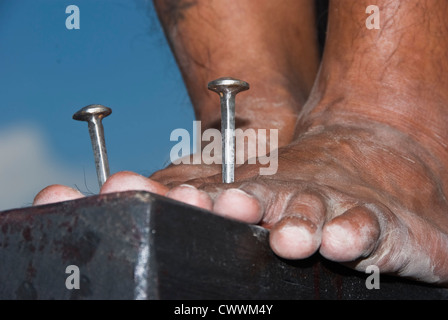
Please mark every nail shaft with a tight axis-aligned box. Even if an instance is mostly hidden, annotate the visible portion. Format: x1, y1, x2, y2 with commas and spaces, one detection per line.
73, 105, 111, 188
208, 78, 249, 183
221, 91, 236, 183
87, 116, 110, 187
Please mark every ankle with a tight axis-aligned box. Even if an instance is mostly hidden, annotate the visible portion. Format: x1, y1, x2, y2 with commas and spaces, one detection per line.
299, 72, 448, 175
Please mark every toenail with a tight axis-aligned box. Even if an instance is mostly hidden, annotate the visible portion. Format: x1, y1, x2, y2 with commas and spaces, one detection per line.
277, 214, 319, 233
224, 188, 255, 198
213, 188, 263, 224
270, 222, 319, 259
178, 184, 198, 189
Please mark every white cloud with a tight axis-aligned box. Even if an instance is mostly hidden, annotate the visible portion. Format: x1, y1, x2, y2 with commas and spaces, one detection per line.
0, 124, 97, 211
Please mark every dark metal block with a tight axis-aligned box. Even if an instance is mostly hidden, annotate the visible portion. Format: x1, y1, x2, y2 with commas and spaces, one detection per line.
0, 191, 447, 300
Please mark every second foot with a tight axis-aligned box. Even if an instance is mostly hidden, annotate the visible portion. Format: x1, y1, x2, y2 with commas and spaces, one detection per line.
165, 122, 448, 286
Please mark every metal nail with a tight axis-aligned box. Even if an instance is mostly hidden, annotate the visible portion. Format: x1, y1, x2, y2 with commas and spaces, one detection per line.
73, 104, 112, 188
208, 77, 250, 183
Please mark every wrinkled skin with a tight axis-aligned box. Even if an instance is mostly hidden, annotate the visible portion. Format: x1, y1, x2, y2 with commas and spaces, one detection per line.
34, 0, 448, 285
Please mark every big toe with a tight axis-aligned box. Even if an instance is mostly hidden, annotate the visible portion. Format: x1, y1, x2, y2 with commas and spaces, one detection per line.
33, 184, 85, 206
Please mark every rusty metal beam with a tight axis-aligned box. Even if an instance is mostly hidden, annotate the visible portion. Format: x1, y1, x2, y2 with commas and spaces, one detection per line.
0, 191, 447, 299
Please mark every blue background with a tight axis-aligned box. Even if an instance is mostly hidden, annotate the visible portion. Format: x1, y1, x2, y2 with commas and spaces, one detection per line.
0, 0, 195, 210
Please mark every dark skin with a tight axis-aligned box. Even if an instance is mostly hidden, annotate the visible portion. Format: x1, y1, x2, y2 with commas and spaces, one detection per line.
34, 0, 448, 285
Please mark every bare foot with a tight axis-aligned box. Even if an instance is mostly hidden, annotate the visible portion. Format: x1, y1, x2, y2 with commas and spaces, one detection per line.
173, 121, 448, 285
154, 0, 448, 285
32, 0, 448, 287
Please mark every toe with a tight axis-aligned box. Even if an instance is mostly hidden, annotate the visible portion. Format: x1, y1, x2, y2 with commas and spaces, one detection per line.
213, 188, 263, 224
33, 184, 84, 206
269, 192, 326, 259
166, 184, 213, 210
100, 171, 169, 195
320, 205, 381, 262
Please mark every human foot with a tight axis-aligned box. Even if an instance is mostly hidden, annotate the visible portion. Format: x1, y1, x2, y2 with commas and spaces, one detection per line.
32, 0, 448, 287
174, 116, 448, 285
159, 0, 448, 285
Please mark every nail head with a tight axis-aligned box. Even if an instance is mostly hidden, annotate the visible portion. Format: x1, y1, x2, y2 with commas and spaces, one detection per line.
208, 77, 250, 95
73, 104, 112, 121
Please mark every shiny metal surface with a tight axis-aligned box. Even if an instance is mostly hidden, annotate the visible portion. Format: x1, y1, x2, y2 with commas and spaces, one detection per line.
208, 77, 249, 183
73, 104, 111, 188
